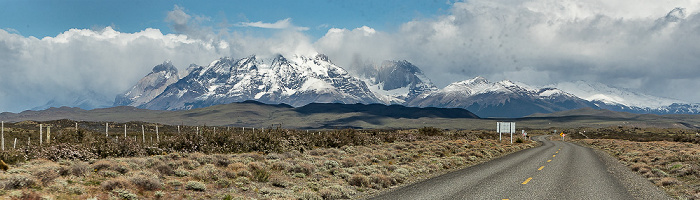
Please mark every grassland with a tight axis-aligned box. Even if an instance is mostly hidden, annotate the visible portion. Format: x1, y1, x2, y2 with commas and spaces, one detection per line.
572, 127, 700, 199
3, 102, 700, 130
0, 121, 536, 199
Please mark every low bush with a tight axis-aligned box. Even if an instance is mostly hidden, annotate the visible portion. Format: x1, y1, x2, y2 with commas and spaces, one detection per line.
185, 181, 206, 191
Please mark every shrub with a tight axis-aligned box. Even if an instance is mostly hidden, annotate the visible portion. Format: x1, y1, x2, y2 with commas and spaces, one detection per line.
515, 138, 523, 143
298, 191, 322, 200
70, 161, 91, 177
270, 176, 290, 188
253, 168, 270, 182
154, 162, 174, 176
348, 174, 369, 187
92, 160, 114, 172
419, 127, 442, 136
174, 168, 190, 177
185, 181, 206, 191
155, 191, 165, 199
129, 173, 163, 191
67, 185, 85, 195
319, 187, 343, 199
215, 178, 231, 188
101, 178, 130, 191
192, 164, 220, 182
228, 162, 246, 171
31, 164, 61, 186
3, 174, 36, 189
113, 188, 138, 200
99, 170, 120, 178
660, 177, 680, 186
370, 173, 396, 188
289, 162, 315, 176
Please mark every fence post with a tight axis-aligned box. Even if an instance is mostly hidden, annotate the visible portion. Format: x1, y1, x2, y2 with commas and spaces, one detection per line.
40, 124, 43, 146
156, 125, 159, 143
1, 121, 4, 151
105, 123, 109, 137
124, 125, 127, 138
47, 126, 50, 144
142, 125, 145, 143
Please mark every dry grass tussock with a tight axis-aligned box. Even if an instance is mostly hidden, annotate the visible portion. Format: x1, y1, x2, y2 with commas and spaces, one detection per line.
0, 137, 535, 199
578, 139, 700, 199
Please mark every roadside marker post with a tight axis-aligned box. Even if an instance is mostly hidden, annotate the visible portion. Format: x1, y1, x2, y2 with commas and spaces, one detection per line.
1, 121, 4, 151
141, 125, 145, 143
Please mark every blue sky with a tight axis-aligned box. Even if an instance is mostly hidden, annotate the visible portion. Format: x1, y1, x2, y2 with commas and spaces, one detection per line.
0, 0, 451, 40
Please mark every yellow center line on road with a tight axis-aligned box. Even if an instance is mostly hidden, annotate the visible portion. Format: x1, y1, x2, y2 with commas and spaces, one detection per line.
556, 151, 559, 153
538, 166, 545, 170
547, 159, 552, 162
553, 155, 556, 157
522, 177, 533, 184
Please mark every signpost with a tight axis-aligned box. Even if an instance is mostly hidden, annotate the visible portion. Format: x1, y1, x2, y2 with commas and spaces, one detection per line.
497, 122, 516, 143
560, 132, 566, 141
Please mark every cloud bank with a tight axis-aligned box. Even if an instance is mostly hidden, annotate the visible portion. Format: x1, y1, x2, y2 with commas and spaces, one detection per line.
1, 0, 700, 112
314, 0, 700, 103
237, 18, 310, 31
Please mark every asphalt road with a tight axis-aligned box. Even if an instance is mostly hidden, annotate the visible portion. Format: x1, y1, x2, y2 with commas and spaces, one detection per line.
369, 135, 672, 200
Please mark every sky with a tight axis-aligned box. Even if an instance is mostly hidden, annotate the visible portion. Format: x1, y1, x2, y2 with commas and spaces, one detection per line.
0, 0, 699, 112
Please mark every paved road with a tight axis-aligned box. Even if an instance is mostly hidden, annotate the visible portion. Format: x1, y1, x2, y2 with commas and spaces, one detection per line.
369, 135, 671, 200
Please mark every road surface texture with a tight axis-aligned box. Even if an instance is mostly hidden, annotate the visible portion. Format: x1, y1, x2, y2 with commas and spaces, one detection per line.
369, 135, 672, 200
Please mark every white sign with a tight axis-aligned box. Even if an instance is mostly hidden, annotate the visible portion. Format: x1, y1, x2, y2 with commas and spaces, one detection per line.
497, 122, 515, 134
497, 122, 516, 143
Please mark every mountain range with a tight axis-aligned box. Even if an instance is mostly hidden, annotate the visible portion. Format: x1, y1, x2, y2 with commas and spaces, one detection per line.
111, 54, 698, 118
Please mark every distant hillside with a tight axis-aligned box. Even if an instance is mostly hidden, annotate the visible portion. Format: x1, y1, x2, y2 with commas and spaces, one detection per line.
0, 101, 479, 130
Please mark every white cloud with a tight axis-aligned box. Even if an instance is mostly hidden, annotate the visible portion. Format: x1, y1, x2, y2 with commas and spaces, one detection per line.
0, 27, 231, 112
314, 0, 700, 103
237, 18, 309, 31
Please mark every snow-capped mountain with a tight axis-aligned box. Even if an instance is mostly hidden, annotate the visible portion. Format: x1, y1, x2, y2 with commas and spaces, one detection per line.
549, 81, 680, 109
33, 90, 112, 111
114, 61, 181, 107
356, 60, 438, 104
121, 54, 381, 110
115, 54, 699, 117
406, 77, 597, 118
549, 81, 700, 114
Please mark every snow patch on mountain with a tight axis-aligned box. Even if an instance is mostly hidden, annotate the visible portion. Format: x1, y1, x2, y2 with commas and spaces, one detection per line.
131, 54, 380, 110
114, 61, 180, 107
355, 60, 438, 104
548, 81, 683, 109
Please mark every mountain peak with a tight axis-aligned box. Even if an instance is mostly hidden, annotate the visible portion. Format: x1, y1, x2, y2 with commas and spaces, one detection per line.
151, 61, 177, 74
315, 54, 330, 62
459, 76, 489, 85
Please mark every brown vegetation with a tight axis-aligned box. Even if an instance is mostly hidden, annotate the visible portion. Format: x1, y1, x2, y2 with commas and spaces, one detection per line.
578, 139, 700, 199
0, 122, 536, 199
